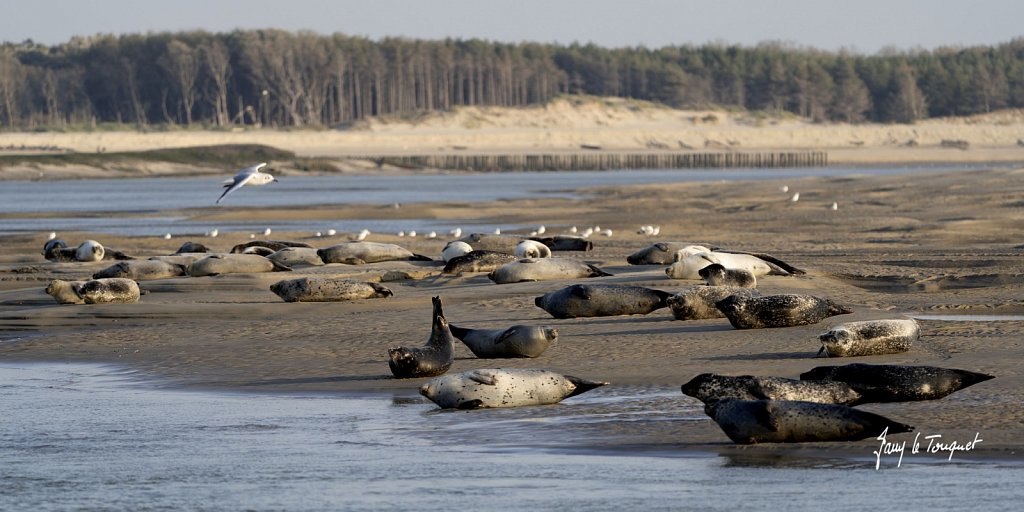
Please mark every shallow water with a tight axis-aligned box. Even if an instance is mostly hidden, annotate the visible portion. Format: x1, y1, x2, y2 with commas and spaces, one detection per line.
909, 314, 1024, 321
2, 363, 1020, 511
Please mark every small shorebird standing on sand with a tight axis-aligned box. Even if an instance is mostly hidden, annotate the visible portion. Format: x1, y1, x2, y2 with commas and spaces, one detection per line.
216, 163, 278, 204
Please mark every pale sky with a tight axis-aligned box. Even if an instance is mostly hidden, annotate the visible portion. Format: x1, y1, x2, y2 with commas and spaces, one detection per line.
2, 0, 1021, 54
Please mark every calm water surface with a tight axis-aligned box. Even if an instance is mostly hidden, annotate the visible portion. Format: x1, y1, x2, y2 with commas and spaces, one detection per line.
1, 363, 1020, 511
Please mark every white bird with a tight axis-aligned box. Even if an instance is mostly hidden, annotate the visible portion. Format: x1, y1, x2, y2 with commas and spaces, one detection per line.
397, 231, 405, 237
780, 185, 790, 193
263, 227, 272, 236
536, 225, 546, 235
830, 202, 839, 211
450, 227, 463, 238
207, 228, 219, 238
493, 228, 501, 235
427, 231, 437, 239
163, 233, 172, 240
601, 229, 613, 237
249, 233, 256, 239
580, 228, 594, 238
47, 232, 57, 240
568, 226, 578, 234
326, 229, 337, 236
216, 162, 278, 204
790, 192, 800, 202
355, 229, 370, 241
315, 232, 323, 237
650, 226, 660, 236
408, 230, 417, 237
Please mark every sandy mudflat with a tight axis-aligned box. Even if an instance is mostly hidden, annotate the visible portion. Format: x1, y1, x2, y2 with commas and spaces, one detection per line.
1, 161, 1023, 457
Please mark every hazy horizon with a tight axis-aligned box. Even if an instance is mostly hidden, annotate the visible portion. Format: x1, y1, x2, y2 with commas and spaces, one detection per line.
2, 0, 1021, 55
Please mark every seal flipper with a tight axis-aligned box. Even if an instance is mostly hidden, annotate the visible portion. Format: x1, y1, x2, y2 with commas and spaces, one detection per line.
758, 401, 782, 432
564, 375, 609, 398
448, 324, 471, 341
456, 399, 485, 410
268, 259, 293, 272
467, 369, 498, 385
650, 288, 674, 309
585, 264, 613, 277
408, 253, 433, 261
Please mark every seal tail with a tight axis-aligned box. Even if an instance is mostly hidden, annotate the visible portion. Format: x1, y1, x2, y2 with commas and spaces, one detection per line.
586, 264, 613, 277
448, 324, 470, 340
651, 288, 674, 310
825, 299, 854, 316
408, 253, 433, 261
565, 376, 609, 398
954, 369, 995, 389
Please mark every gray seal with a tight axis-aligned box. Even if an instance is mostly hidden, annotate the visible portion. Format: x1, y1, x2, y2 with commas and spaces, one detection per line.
442, 250, 518, 274
230, 240, 313, 254
268, 247, 325, 267
92, 260, 187, 281
449, 324, 557, 358
241, 246, 276, 256
667, 286, 759, 320
715, 294, 852, 329
388, 296, 455, 379
187, 254, 292, 277
627, 242, 715, 265
456, 233, 527, 253
42, 239, 66, 256
45, 278, 141, 305
488, 258, 612, 284
270, 278, 393, 302
705, 398, 913, 444
699, 263, 756, 288
318, 242, 432, 265
681, 373, 861, 405
529, 236, 593, 252
175, 241, 211, 254
419, 368, 608, 409
817, 319, 919, 357
800, 363, 995, 403
534, 284, 671, 318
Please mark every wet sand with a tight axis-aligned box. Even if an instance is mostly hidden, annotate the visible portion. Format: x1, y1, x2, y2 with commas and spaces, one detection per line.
1, 166, 1023, 457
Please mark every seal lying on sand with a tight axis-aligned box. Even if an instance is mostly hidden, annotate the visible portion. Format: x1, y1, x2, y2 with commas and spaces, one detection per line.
388, 296, 455, 379
514, 240, 552, 259
681, 373, 861, 405
488, 258, 611, 284
93, 260, 187, 281
45, 278, 141, 305
419, 368, 608, 409
441, 241, 474, 262
529, 235, 593, 252
667, 286, 759, 320
267, 247, 325, 267
667, 251, 798, 279
705, 398, 913, 444
175, 242, 210, 254
442, 250, 518, 274
715, 294, 852, 329
449, 324, 557, 358
456, 233, 526, 253
817, 319, 919, 357
270, 277, 393, 302
627, 242, 714, 265
187, 254, 292, 277
318, 242, 432, 265
534, 284, 672, 318
230, 240, 313, 254
800, 363, 995, 403
699, 263, 756, 288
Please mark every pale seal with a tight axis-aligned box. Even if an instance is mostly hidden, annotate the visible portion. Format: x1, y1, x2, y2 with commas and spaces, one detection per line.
800, 363, 995, 403
175, 241, 210, 254
627, 242, 715, 265
666, 286, 759, 321
817, 319, 919, 357
715, 294, 852, 329
75, 240, 105, 262
419, 368, 608, 409
534, 283, 671, 318
148, 254, 209, 267
318, 242, 432, 265
230, 240, 313, 254
267, 247, 325, 267
704, 398, 913, 444
441, 241, 474, 262
388, 296, 455, 379
529, 235, 593, 252
456, 233, 526, 253
699, 263, 756, 288
92, 260, 187, 281
269, 277, 393, 302
514, 240, 552, 259
442, 250, 518, 274
448, 324, 557, 358
666, 251, 791, 279
488, 258, 612, 284
187, 254, 292, 277
45, 278, 141, 305
681, 373, 861, 405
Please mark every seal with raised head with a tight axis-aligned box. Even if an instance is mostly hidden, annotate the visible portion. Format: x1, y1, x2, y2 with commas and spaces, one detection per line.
488, 258, 611, 284
699, 263, 756, 288
93, 260, 187, 281
800, 363, 995, 403
270, 277, 393, 302
419, 368, 608, 409
627, 242, 715, 265
318, 241, 432, 265
441, 241, 474, 263
667, 286, 760, 321
187, 254, 292, 277
230, 240, 313, 254
388, 296, 455, 379
45, 278, 141, 305
529, 235, 593, 252
448, 324, 557, 358
534, 283, 671, 318
817, 319, 919, 357
514, 240, 552, 259
715, 294, 852, 329
681, 373, 861, 405
267, 247, 325, 267
704, 398, 913, 444
442, 250, 518, 274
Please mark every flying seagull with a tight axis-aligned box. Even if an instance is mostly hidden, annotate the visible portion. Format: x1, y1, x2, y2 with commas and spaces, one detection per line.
216, 163, 278, 204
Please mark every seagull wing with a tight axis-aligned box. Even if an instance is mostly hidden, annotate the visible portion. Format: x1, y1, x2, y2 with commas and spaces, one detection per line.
216, 169, 258, 204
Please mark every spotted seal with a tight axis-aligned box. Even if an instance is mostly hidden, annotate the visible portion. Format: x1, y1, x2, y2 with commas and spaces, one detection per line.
488, 258, 611, 284
270, 277, 393, 302
267, 247, 325, 267
318, 241, 432, 265
514, 240, 552, 259
704, 398, 913, 444
715, 294, 852, 329
449, 324, 557, 358
800, 363, 995, 403
45, 278, 141, 305
418, 368, 608, 409
92, 260, 187, 281
681, 373, 861, 405
388, 296, 455, 379
187, 254, 292, 277
534, 283, 671, 318
666, 286, 760, 321
442, 250, 518, 274
817, 319, 919, 357
699, 263, 756, 288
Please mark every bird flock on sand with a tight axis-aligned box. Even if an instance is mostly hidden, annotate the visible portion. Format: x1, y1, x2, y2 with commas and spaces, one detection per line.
35, 164, 990, 448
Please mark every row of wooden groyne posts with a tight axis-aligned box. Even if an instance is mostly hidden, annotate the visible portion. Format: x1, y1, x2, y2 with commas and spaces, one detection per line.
366, 151, 828, 171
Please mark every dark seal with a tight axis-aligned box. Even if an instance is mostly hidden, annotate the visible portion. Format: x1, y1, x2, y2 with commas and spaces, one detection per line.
388, 296, 455, 379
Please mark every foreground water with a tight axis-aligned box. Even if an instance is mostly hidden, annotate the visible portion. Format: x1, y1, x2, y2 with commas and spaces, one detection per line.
2, 363, 1020, 511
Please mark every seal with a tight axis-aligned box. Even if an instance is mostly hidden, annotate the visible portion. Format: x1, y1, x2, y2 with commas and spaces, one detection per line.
681, 373, 861, 405
267, 247, 325, 267
187, 254, 292, 277
45, 278, 141, 305
75, 240, 105, 262
456, 233, 527, 253
529, 235, 593, 252
92, 260, 187, 281
514, 240, 552, 259
419, 368, 608, 409
704, 398, 913, 444
666, 251, 791, 279
269, 277, 393, 302
448, 324, 557, 358
699, 263, 756, 288
488, 258, 612, 284
817, 319, 919, 357
148, 254, 210, 267
442, 250, 518, 274
318, 242, 432, 265
800, 363, 995, 403
441, 241, 474, 262
627, 242, 715, 265
388, 296, 455, 379
715, 294, 852, 329
241, 246, 276, 256
230, 240, 313, 254
44, 244, 79, 262
534, 283, 672, 318
175, 241, 210, 254
666, 286, 760, 320
42, 238, 66, 256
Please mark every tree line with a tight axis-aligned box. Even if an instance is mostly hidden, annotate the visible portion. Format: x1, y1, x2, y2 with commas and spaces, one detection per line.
1, 30, 1022, 129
